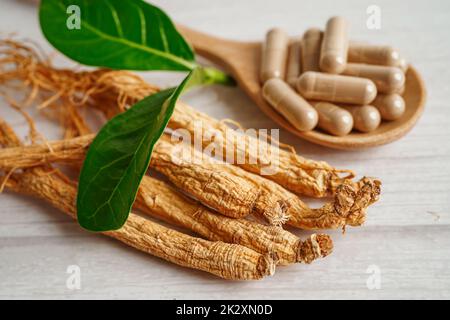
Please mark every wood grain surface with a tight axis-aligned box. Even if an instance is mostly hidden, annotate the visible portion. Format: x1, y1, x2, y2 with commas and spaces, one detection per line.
0, 0, 449, 299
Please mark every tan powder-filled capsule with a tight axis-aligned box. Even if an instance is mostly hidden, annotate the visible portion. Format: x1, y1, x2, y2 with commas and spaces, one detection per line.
301, 28, 323, 72
260, 28, 289, 83
296, 71, 377, 105
348, 43, 401, 66
372, 93, 405, 120
341, 105, 381, 133
286, 41, 302, 87
263, 78, 318, 131
320, 16, 349, 74
342, 63, 405, 94
313, 102, 353, 136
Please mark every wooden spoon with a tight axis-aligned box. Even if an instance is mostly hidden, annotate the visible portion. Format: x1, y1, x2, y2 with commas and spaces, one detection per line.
178, 25, 427, 150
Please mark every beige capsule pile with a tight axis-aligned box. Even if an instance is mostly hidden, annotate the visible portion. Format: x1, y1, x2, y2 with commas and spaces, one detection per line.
261, 16, 408, 136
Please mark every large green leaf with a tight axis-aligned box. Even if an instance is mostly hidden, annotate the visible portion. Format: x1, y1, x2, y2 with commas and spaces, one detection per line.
76, 69, 199, 231
39, 0, 196, 71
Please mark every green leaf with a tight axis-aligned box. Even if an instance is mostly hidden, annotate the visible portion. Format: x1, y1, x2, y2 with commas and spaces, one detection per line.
39, 0, 196, 71
76, 69, 198, 232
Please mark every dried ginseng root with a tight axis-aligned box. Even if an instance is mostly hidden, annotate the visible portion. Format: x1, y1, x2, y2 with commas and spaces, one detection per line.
0, 39, 352, 197
152, 135, 380, 229
135, 177, 333, 264
0, 133, 381, 230
169, 102, 354, 197
0, 120, 275, 280
0, 133, 93, 169
0, 132, 334, 264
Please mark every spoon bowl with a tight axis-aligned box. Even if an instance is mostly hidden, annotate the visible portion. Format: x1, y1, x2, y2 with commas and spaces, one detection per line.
178, 25, 426, 150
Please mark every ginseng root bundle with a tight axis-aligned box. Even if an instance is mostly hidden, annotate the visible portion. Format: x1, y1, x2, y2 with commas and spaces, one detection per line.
0, 39, 381, 279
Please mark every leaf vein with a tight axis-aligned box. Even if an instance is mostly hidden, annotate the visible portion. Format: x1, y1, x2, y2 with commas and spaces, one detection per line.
104, 0, 124, 38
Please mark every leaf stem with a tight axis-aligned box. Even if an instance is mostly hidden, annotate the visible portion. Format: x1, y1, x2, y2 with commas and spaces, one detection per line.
199, 67, 236, 86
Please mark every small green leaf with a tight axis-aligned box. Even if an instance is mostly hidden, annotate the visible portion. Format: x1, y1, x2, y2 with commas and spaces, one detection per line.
76, 69, 198, 231
39, 0, 196, 71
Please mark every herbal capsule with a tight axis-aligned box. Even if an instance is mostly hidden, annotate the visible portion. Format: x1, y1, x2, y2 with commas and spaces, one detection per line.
341, 105, 381, 133
348, 43, 401, 66
286, 41, 302, 87
320, 16, 349, 74
301, 28, 323, 72
342, 63, 405, 94
296, 71, 377, 105
262, 78, 318, 131
372, 93, 405, 120
313, 102, 353, 136
260, 28, 289, 83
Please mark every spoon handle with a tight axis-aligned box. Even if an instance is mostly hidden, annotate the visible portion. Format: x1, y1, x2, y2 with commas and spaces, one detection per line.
177, 24, 255, 73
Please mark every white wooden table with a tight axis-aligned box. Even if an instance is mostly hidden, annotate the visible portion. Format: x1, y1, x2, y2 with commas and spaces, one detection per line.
1, 0, 449, 299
